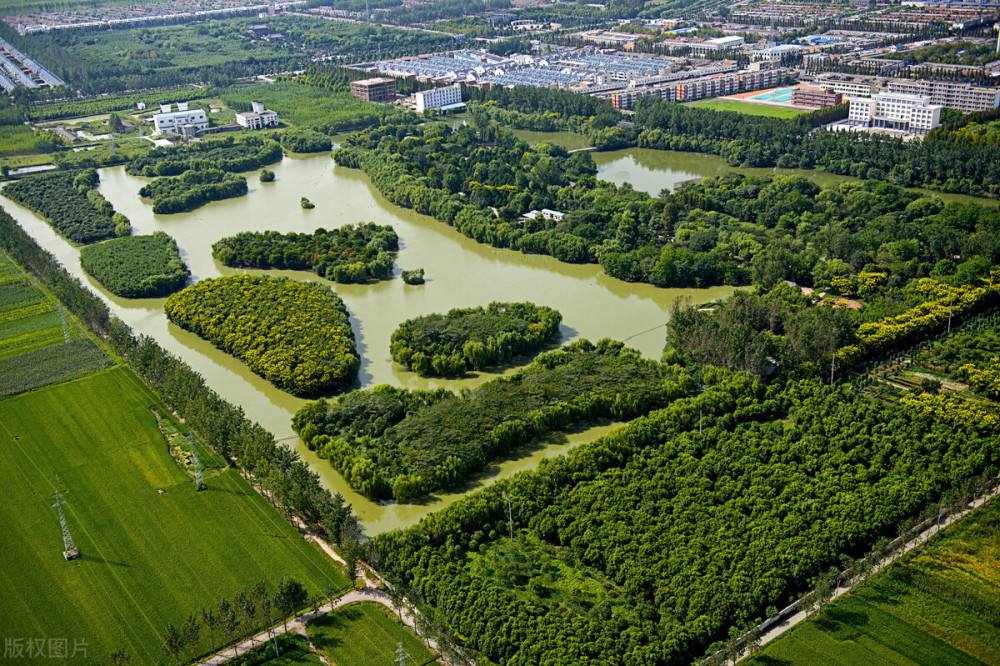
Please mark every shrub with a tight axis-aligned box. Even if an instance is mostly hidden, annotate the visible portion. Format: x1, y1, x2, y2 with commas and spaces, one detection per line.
80, 232, 190, 298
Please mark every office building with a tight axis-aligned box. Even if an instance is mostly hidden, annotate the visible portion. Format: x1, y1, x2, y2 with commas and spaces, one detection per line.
847, 92, 942, 134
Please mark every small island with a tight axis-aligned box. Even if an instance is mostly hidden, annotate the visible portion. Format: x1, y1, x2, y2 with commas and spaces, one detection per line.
164, 275, 359, 396
80, 231, 190, 298
390, 301, 562, 377
212, 223, 397, 284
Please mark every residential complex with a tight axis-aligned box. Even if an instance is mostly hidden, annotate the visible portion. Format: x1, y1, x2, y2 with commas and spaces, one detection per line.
350, 77, 397, 103
608, 67, 792, 109
847, 92, 943, 134
414, 84, 464, 112
235, 100, 278, 130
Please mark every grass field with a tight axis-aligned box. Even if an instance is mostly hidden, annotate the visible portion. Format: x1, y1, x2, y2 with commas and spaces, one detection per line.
307, 602, 438, 666
695, 100, 806, 118
0, 366, 350, 664
748, 499, 1000, 666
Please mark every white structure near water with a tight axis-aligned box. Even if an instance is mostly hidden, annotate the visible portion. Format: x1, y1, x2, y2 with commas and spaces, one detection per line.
847, 92, 942, 135
415, 84, 464, 113
236, 100, 278, 130
152, 102, 208, 135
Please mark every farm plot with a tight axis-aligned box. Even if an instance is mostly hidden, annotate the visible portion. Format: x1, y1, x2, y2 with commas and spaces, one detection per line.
0, 367, 350, 664
0, 252, 110, 398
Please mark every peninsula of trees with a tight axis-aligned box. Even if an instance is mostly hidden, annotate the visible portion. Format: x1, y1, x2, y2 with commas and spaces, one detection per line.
390, 301, 562, 376
293, 339, 691, 501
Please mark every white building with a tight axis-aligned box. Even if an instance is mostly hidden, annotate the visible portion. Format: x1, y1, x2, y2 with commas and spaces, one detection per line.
415, 84, 464, 113
235, 100, 278, 130
152, 102, 208, 135
848, 92, 942, 134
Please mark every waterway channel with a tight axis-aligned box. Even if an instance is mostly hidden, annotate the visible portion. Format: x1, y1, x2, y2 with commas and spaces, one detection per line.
5, 136, 995, 535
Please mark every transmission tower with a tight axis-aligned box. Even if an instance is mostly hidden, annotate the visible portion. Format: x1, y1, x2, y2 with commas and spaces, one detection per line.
52, 486, 80, 561
58, 305, 70, 344
502, 491, 513, 542
394, 642, 410, 666
189, 433, 206, 490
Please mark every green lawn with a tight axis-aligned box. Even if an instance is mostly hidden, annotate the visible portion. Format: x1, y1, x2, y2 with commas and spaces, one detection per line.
696, 100, 806, 118
748, 499, 1000, 666
307, 602, 438, 666
0, 366, 350, 664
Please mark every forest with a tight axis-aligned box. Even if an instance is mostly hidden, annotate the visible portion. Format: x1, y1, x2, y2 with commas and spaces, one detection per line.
0, 208, 358, 544
164, 275, 359, 397
2, 169, 117, 243
124, 136, 282, 177
139, 169, 248, 215
79, 231, 190, 298
370, 370, 1000, 665
334, 121, 1000, 293
292, 339, 694, 501
211, 223, 398, 284
390, 301, 562, 376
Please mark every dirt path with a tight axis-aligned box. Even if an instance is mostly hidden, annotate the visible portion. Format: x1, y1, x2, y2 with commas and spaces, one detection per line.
196, 588, 444, 666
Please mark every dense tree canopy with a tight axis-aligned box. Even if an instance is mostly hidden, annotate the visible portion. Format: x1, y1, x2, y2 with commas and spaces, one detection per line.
212, 224, 397, 284
2, 169, 117, 243
373, 371, 1000, 664
79, 231, 190, 298
164, 275, 359, 396
293, 339, 693, 501
390, 301, 562, 376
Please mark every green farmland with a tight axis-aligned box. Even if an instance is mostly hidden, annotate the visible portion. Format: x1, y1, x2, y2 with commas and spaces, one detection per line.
694, 100, 806, 118
749, 499, 1000, 666
0, 251, 111, 398
307, 602, 438, 666
0, 366, 350, 664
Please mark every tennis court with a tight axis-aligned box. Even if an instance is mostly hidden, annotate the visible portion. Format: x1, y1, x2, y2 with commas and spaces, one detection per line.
746, 87, 796, 104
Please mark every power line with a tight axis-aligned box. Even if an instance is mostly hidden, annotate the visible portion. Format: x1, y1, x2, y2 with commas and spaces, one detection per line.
51, 477, 79, 561
189, 433, 206, 491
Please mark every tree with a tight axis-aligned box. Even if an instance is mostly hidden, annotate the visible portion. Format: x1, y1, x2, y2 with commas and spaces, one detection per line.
273, 577, 308, 633
109, 649, 131, 666
182, 613, 201, 661
200, 607, 217, 650
161, 621, 183, 666
218, 598, 239, 657
235, 588, 256, 645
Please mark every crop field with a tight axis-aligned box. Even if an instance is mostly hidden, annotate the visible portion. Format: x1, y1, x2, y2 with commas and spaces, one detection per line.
695, 100, 806, 118
0, 252, 111, 398
748, 499, 1000, 665
0, 367, 350, 664
307, 602, 438, 666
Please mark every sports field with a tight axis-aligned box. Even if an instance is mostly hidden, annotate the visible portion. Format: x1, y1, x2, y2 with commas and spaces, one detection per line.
748, 499, 1000, 665
696, 100, 806, 118
0, 367, 349, 664
307, 602, 438, 666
